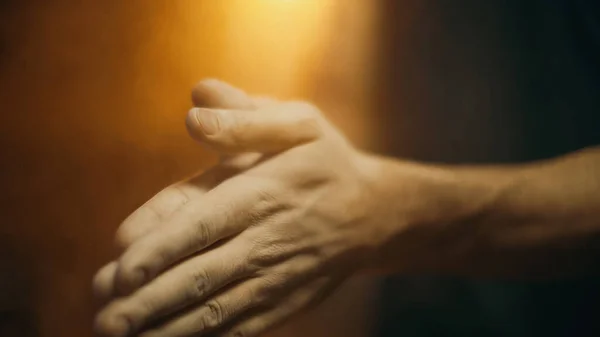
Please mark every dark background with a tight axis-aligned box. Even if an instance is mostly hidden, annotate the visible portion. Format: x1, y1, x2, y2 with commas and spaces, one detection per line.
376, 1, 600, 336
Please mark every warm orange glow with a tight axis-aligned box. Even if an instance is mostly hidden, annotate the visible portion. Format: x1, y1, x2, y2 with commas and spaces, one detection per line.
150, 0, 380, 148
218, 0, 337, 97
0, 2, 380, 336
125, 0, 339, 142
186, 0, 337, 97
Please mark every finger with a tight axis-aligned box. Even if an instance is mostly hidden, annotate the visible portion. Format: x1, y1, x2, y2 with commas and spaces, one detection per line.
217, 277, 338, 337
136, 277, 269, 337
190, 81, 273, 166
114, 164, 242, 251
192, 79, 277, 110
99, 154, 264, 303
113, 173, 280, 295
192, 79, 255, 110
117, 79, 248, 249
132, 251, 322, 337
114, 183, 197, 251
93, 262, 118, 305
94, 236, 254, 337
251, 95, 278, 108
186, 102, 323, 154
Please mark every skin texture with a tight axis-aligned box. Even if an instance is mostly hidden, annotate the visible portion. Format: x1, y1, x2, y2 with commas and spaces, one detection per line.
93, 79, 600, 337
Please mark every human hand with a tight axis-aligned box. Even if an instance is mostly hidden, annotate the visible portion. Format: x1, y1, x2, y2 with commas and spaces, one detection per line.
93, 80, 385, 337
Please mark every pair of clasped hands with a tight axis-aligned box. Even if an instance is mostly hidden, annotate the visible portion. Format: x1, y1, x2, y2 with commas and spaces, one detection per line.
93, 80, 385, 337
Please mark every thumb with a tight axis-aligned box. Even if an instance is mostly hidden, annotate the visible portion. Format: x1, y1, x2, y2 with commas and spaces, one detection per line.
192, 79, 278, 109
186, 102, 323, 153
192, 79, 255, 109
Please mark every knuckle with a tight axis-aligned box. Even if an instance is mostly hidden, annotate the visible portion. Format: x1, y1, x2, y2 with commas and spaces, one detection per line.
254, 185, 279, 206
247, 239, 282, 269
171, 185, 192, 205
191, 220, 212, 247
92, 266, 114, 299
143, 201, 165, 225
252, 282, 274, 306
115, 259, 150, 293
259, 270, 292, 299
202, 300, 226, 329
247, 242, 266, 268
113, 185, 192, 251
189, 268, 211, 298
243, 179, 288, 215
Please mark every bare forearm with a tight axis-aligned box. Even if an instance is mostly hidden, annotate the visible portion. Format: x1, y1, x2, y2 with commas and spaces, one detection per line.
366, 146, 600, 278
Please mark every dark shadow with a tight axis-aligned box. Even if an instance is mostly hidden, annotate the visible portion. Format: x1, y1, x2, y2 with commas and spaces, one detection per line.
0, 239, 39, 337
374, 1, 600, 336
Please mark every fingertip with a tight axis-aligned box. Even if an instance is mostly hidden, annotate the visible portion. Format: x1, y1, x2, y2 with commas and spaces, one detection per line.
92, 262, 118, 303
191, 79, 254, 109
114, 226, 137, 252
186, 108, 224, 141
191, 78, 223, 106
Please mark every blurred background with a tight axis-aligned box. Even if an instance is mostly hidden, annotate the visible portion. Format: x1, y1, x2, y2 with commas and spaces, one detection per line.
0, 0, 598, 337
0, 1, 380, 336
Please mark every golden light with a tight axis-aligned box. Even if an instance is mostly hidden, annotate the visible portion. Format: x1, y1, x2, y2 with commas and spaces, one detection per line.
190, 0, 338, 98
1, 1, 381, 337
169, 0, 379, 148
126, 0, 343, 142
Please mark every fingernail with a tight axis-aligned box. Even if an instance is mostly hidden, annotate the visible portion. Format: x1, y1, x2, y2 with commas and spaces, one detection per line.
191, 108, 221, 135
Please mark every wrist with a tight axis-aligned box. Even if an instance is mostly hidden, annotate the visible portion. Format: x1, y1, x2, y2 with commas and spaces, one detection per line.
359, 154, 501, 275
